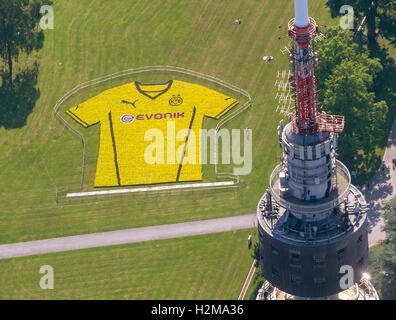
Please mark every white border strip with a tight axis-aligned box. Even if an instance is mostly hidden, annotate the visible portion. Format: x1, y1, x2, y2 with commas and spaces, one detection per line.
66, 181, 235, 198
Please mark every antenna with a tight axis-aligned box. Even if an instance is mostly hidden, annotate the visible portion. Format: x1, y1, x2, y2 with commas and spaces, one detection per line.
287, 0, 344, 135
294, 0, 310, 28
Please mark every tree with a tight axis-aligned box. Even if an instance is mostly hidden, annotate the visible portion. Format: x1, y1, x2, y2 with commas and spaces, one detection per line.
251, 242, 261, 267
315, 27, 388, 178
369, 197, 396, 299
325, 0, 396, 51
0, 0, 45, 87
377, 0, 396, 47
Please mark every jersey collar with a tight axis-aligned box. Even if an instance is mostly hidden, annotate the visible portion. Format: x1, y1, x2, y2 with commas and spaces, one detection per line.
134, 80, 173, 100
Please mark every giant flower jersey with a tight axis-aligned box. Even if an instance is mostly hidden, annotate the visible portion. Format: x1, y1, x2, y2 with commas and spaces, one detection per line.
66, 80, 239, 187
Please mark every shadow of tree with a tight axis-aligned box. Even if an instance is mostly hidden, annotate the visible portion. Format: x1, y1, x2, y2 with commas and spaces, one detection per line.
0, 62, 40, 129
363, 168, 393, 234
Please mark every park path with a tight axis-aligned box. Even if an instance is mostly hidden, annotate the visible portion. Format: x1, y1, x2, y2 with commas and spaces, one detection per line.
364, 117, 396, 246
0, 214, 257, 260
238, 260, 257, 300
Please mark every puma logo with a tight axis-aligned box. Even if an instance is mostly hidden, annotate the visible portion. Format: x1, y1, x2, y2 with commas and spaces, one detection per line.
121, 99, 138, 108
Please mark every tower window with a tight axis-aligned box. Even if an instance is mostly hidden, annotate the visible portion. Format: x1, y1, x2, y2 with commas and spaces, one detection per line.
314, 277, 326, 284
357, 235, 363, 245
291, 275, 302, 284
272, 267, 280, 276
290, 253, 300, 262
271, 246, 279, 256
313, 254, 325, 263
337, 247, 346, 259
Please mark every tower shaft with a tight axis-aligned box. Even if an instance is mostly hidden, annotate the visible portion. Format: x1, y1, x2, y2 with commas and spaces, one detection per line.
256, 0, 377, 300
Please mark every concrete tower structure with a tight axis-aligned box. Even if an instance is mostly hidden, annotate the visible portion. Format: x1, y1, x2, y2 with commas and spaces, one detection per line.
256, 0, 378, 300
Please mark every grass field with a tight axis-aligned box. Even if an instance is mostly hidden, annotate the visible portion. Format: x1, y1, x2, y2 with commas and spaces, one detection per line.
0, 229, 254, 299
0, 0, 338, 244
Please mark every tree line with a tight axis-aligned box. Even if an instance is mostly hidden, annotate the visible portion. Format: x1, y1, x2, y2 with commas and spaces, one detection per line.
320, 0, 396, 300
0, 0, 48, 87
0, 0, 50, 129
369, 198, 396, 299
315, 0, 396, 184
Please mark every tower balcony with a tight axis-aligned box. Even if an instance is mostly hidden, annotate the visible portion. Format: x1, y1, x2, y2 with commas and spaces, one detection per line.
269, 160, 351, 215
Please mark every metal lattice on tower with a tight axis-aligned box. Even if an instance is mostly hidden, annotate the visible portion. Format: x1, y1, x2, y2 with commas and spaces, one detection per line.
287, 3, 345, 135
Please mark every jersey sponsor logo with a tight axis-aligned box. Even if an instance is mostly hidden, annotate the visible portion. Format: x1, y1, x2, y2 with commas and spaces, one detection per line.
120, 113, 185, 123
120, 114, 135, 123
136, 112, 185, 121
169, 94, 183, 106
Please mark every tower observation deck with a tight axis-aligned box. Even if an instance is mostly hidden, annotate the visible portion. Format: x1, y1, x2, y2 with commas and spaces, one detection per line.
256, 0, 378, 299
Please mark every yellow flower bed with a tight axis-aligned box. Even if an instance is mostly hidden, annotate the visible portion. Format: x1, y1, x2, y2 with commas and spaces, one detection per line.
66, 80, 238, 187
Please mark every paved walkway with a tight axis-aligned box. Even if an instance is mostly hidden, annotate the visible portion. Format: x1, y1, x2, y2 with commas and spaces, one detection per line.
238, 260, 257, 300
0, 214, 257, 260
364, 117, 396, 246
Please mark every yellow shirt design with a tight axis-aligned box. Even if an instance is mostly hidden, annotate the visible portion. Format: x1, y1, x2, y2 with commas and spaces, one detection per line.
66, 80, 238, 187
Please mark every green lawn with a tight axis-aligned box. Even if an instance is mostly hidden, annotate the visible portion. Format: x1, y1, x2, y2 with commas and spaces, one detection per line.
245, 267, 266, 300
0, 229, 255, 300
0, 0, 338, 244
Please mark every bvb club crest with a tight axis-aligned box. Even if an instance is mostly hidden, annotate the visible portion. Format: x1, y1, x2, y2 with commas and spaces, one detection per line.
169, 94, 183, 106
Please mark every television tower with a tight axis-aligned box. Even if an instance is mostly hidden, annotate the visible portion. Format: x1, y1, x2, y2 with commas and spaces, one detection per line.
256, 0, 378, 299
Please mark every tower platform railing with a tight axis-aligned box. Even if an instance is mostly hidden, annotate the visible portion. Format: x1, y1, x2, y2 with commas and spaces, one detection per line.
317, 113, 345, 134
288, 17, 318, 42
290, 113, 345, 134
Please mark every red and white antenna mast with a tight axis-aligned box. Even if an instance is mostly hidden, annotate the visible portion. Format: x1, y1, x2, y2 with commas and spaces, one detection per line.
288, 0, 344, 135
